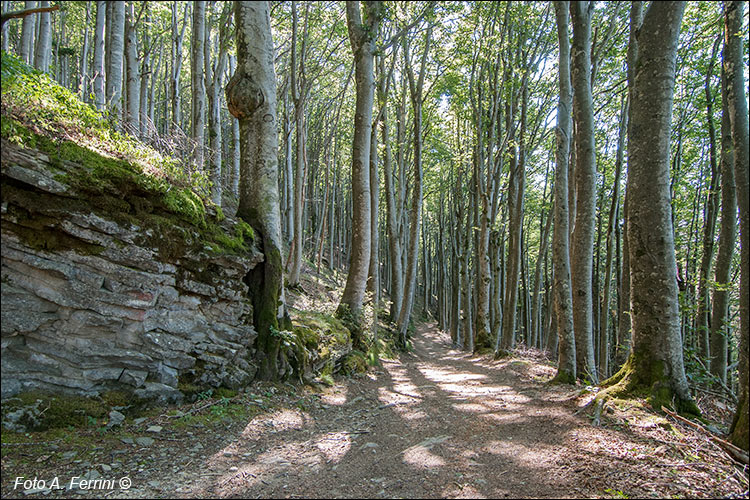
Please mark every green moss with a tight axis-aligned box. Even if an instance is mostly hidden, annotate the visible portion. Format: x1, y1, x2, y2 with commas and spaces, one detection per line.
319, 373, 335, 386
550, 370, 577, 385
3, 391, 111, 431
292, 310, 350, 346
5, 219, 105, 255
208, 220, 255, 254
3, 126, 257, 262
334, 303, 365, 350
100, 390, 132, 408
340, 350, 368, 375
214, 387, 238, 399
597, 355, 700, 417
163, 188, 206, 228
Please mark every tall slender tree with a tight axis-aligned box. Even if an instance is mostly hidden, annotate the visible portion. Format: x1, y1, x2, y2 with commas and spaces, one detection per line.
569, 0, 598, 384
397, 22, 431, 347
191, 1, 207, 170
551, 0, 576, 384
105, 0, 125, 125
92, 0, 106, 110
19, 0, 35, 64
709, 65, 736, 386
33, 0, 50, 72
124, 1, 140, 134
337, 0, 383, 349
724, 0, 749, 451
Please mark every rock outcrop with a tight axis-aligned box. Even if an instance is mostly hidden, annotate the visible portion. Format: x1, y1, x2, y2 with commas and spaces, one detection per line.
1, 140, 263, 403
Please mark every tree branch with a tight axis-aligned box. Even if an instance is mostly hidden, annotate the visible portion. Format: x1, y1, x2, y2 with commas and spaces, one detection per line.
1, 5, 59, 28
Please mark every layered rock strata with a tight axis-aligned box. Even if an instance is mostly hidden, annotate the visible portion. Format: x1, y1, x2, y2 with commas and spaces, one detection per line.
1, 141, 263, 402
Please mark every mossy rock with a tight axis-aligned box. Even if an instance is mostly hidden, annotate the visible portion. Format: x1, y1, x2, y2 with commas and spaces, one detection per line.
1, 390, 143, 432
292, 310, 351, 346
1, 62, 258, 261
339, 350, 368, 375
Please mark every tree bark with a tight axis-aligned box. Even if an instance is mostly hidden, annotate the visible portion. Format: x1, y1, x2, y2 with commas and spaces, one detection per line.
599, 96, 627, 380
601, 1, 696, 416
724, 0, 749, 451
227, 0, 288, 381
397, 25, 430, 346
191, 1, 206, 171
286, 0, 307, 287
551, 0, 576, 384
709, 65, 736, 386
20, 0, 36, 65
79, 1, 91, 103
569, 1, 598, 384
383, 79, 403, 323
33, 0, 50, 73
124, 1, 140, 134
105, 0, 125, 125
616, 1, 643, 371
92, 0, 105, 110
228, 54, 241, 202
170, 1, 188, 134
206, 3, 230, 207
695, 34, 722, 368
337, 0, 383, 348
139, 6, 150, 138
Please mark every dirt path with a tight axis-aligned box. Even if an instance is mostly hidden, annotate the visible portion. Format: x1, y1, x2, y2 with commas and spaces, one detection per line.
179, 322, 584, 498
140, 322, 730, 499
4, 322, 745, 499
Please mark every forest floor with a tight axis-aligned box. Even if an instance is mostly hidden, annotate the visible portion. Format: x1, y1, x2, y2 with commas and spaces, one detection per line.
2, 270, 748, 499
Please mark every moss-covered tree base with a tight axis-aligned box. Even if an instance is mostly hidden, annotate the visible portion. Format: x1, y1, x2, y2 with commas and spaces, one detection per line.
335, 303, 366, 351
550, 370, 577, 385
597, 356, 700, 417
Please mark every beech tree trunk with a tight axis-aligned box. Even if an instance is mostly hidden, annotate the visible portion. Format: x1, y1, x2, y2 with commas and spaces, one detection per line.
124, 1, 139, 134
695, 35, 722, 367
397, 25, 430, 346
170, 1, 188, 134
616, 1, 642, 370
139, 6, 150, 138
205, 3, 230, 207
709, 66, 736, 386
383, 80, 403, 323
79, 1, 91, 103
569, 1, 598, 384
92, 0, 105, 110
191, 1, 206, 170
599, 96, 627, 380
228, 54, 241, 201
20, 0, 35, 65
287, 0, 308, 287
227, 0, 288, 381
601, 1, 696, 415
724, 0, 749, 451
552, 0, 576, 384
32, 0, 50, 72
337, 0, 382, 348
105, 0, 125, 125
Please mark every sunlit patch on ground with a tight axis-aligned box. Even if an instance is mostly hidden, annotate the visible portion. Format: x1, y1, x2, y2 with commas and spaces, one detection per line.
320, 386, 349, 405
314, 431, 352, 463
403, 446, 447, 467
240, 408, 310, 439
